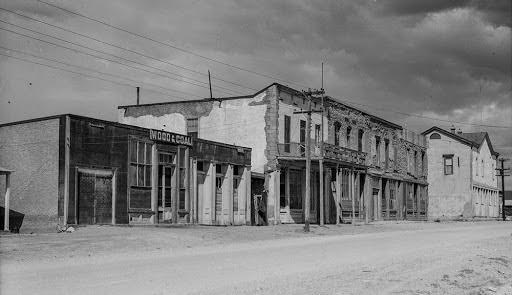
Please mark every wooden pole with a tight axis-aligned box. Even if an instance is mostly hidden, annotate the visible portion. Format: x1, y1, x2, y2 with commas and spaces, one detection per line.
336, 166, 341, 225
319, 160, 324, 225
304, 96, 312, 232
63, 115, 70, 226
351, 171, 356, 224
151, 144, 158, 224
4, 173, 10, 231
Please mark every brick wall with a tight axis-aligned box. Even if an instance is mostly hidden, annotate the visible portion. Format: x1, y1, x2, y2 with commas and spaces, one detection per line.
0, 118, 61, 230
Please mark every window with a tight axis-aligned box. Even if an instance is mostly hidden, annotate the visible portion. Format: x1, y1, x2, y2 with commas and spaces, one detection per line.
315, 124, 321, 145
476, 157, 479, 176
375, 136, 381, 166
358, 129, 364, 152
406, 148, 411, 173
284, 115, 291, 153
186, 118, 198, 138
414, 150, 418, 176
334, 122, 341, 146
346, 127, 352, 148
421, 152, 425, 175
481, 159, 484, 178
384, 139, 389, 169
430, 133, 441, 139
129, 139, 152, 187
492, 163, 495, 180
443, 155, 454, 175
300, 120, 306, 155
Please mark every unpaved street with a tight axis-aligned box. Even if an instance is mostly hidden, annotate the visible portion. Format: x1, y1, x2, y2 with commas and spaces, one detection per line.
1, 222, 511, 294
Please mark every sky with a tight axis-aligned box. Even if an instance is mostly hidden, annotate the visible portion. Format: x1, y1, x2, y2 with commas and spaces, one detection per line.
0, 0, 511, 184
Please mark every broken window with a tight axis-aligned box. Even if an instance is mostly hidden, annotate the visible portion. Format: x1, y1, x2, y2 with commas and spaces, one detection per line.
129, 139, 152, 187
443, 155, 454, 175
186, 118, 198, 138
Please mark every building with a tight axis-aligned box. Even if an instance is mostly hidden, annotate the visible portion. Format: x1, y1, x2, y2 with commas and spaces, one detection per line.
422, 126, 500, 219
119, 83, 428, 224
503, 190, 512, 217
0, 114, 252, 230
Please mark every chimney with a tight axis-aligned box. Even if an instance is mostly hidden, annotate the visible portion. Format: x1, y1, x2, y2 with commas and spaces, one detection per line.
136, 87, 140, 105
450, 125, 456, 133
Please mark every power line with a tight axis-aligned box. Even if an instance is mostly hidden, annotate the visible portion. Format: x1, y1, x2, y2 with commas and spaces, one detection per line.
0, 7, 258, 93
35, 0, 308, 89
0, 23, 242, 97
0, 18, 245, 96
0, 45, 207, 100
336, 97, 512, 129
0, 52, 188, 100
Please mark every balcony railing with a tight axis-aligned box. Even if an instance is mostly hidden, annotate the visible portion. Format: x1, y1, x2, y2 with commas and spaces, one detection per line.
278, 142, 322, 158
323, 143, 367, 166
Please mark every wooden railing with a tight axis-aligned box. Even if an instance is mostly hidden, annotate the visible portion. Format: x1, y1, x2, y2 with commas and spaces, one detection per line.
278, 142, 322, 158
323, 143, 367, 166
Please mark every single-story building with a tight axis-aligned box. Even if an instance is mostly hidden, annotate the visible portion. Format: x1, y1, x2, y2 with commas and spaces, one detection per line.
0, 114, 252, 230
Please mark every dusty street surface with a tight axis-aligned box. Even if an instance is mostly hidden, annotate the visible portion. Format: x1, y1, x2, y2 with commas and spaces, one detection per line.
1, 221, 511, 294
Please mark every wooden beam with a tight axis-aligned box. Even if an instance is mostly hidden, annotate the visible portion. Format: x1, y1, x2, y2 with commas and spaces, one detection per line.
112, 169, 116, 225
4, 173, 10, 231
151, 144, 158, 224
319, 160, 324, 226
63, 115, 70, 226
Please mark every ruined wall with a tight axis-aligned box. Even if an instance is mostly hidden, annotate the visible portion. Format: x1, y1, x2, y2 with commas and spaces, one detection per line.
0, 118, 61, 230
119, 94, 269, 174
425, 131, 472, 219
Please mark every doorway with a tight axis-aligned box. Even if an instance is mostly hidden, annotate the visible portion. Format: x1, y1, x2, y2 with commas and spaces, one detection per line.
76, 169, 115, 225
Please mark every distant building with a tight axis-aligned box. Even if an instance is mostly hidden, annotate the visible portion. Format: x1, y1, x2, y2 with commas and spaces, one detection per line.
119, 83, 428, 224
422, 126, 500, 219
0, 114, 252, 230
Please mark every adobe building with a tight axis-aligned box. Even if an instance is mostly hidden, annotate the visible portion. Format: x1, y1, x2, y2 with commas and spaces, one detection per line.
118, 83, 428, 225
0, 114, 251, 230
422, 126, 500, 219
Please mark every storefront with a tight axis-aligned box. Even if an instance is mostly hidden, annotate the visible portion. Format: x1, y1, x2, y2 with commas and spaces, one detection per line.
0, 114, 252, 229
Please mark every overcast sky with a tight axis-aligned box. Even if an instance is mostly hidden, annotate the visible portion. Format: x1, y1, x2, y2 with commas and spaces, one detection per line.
0, 0, 511, 181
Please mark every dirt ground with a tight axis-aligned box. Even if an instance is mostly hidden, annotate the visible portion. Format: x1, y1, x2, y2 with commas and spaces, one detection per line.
1, 221, 511, 294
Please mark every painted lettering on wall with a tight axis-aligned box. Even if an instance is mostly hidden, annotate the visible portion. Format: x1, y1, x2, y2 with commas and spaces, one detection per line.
149, 129, 192, 146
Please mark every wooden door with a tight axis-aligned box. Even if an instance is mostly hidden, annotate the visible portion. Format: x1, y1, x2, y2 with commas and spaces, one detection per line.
78, 172, 112, 224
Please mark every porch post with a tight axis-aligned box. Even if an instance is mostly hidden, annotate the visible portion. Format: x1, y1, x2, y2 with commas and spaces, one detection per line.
111, 169, 116, 225
245, 168, 251, 225
4, 173, 10, 231
151, 144, 158, 224
319, 160, 324, 225
352, 171, 356, 223
63, 115, 70, 226
184, 148, 190, 222
336, 165, 341, 224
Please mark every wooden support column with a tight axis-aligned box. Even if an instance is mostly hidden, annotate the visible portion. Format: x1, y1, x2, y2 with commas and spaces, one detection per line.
324, 169, 331, 224
335, 165, 341, 225
191, 158, 197, 223
319, 160, 324, 225
63, 115, 70, 226
184, 148, 190, 222
226, 164, 234, 225
378, 177, 382, 220
3, 173, 11, 231
364, 175, 369, 224
395, 180, 399, 221
172, 148, 180, 224
351, 170, 356, 223
245, 168, 251, 225
111, 169, 116, 225
151, 144, 158, 224
211, 162, 216, 225
352, 171, 357, 223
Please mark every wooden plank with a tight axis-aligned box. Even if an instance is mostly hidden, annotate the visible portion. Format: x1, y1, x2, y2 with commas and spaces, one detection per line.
63, 115, 70, 225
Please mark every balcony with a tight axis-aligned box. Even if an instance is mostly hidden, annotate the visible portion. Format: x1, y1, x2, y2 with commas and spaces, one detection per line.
278, 142, 322, 158
323, 143, 367, 166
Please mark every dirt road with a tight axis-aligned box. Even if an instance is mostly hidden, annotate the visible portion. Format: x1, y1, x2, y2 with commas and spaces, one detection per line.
1, 222, 511, 294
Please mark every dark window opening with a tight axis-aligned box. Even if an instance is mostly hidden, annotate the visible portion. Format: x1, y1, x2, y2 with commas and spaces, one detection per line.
346, 126, 352, 148
443, 155, 454, 175
334, 121, 341, 146
284, 115, 291, 153
186, 118, 198, 138
358, 129, 364, 152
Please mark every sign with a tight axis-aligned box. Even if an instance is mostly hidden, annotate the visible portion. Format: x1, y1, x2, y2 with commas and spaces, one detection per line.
149, 129, 192, 146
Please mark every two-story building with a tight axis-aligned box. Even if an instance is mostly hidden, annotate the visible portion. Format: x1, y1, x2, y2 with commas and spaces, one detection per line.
422, 126, 500, 219
119, 83, 428, 224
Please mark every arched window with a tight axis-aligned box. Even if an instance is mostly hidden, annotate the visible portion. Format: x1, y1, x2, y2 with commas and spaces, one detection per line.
429, 133, 441, 139
334, 122, 341, 146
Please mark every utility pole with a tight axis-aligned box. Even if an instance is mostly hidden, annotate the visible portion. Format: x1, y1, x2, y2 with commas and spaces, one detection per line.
294, 88, 325, 232
496, 158, 510, 221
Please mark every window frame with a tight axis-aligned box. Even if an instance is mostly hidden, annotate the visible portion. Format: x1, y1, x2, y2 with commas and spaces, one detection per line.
186, 118, 199, 138
443, 154, 454, 175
